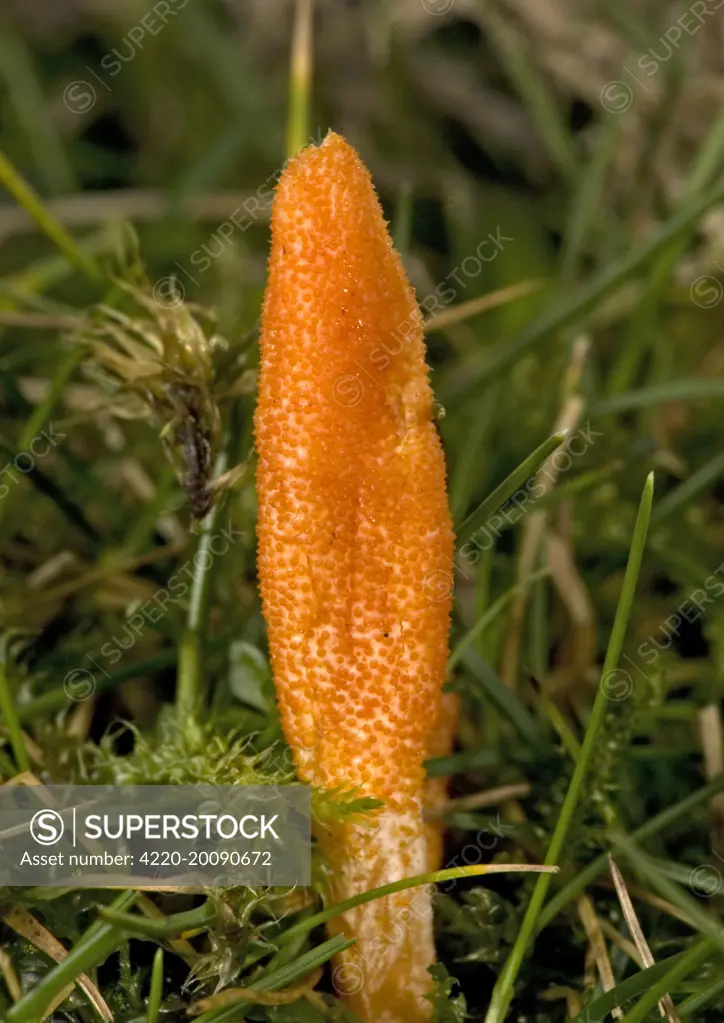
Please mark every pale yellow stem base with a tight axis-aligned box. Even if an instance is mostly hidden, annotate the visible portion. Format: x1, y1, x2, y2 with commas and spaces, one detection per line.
323, 808, 435, 1023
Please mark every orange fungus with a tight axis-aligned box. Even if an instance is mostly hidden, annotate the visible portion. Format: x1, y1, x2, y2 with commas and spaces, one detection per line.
254, 132, 454, 1022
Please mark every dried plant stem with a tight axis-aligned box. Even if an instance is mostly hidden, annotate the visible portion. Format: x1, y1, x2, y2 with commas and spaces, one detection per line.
577, 894, 623, 1019
1, 906, 112, 1021
424, 279, 542, 334
608, 855, 680, 1023
0, 948, 21, 1002
501, 336, 589, 687
7, 891, 138, 1023
424, 782, 532, 822
698, 703, 724, 860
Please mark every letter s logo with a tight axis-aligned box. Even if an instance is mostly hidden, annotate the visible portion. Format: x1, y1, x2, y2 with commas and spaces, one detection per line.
30, 810, 65, 845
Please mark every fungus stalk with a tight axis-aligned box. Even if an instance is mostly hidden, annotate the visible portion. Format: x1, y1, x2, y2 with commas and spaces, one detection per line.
255, 132, 454, 1023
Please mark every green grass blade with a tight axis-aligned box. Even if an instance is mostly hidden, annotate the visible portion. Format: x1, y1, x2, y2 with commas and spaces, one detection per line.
449, 387, 499, 520
176, 445, 230, 737
456, 431, 566, 546
193, 935, 355, 1023
286, 0, 314, 158
448, 567, 550, 670
0, 346, 85, 536
0, 434, 102, 545
14, 651, 177, 723
567, 944, 713, 1023
478, 2, 577, 181
618, 941, 713, 1023
613, 833, 724, 956
147, 947, 164, 1023
560, 112, 622, 282
18, 348, 84, 451
687, 105, 724, 194
678, 974, 724, 1017
458, 649, 549, 750
484, 472, 654, 1023
0, 25, 75, 195
650, 449, 724, 526
608, 101, 724, 395
7, 892, 138, 1023
589, 378, 724, 418
425, 747, 501, 777
101, 901, 217, 939
0, 150, 100, 281
2, 228, 114, 304
277, 865, 549, 949
536, 773, 724, 933
534, 460, 622, 509
0, 655, 30, 773
441, 178, 724, 401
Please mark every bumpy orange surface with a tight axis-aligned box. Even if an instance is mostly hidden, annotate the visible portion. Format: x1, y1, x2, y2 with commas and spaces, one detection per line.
255, 132, 454, 1023
424, 692, 460, 867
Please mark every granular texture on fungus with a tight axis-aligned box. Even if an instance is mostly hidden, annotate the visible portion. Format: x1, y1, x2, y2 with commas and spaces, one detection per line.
255, 131, 454, 1023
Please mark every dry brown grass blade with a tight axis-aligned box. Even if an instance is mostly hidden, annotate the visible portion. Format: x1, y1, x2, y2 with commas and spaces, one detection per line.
187, 966, 323, 1014
595, 876, 695, 929
546, 529, 596, 688
2, 771, 42, 787
2, 730, 44, 767
42, 984, 78, 1021
598, 916, 644, 967
423, 278, 542, 334
65, 695, 97, 740
698, 703, 724, 860
0, 311, 82, 330
0, 947, 22, 1002
206, 454, 254, 500
15, 540, 186, 611
424, 781, 531, 822
1, 906, 113, 1021
608, 855, 681, 1023
577, 893, 622, 1019
0, 189, 261, 241
540, 985, 584, 1019
501, 335, 589, 687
